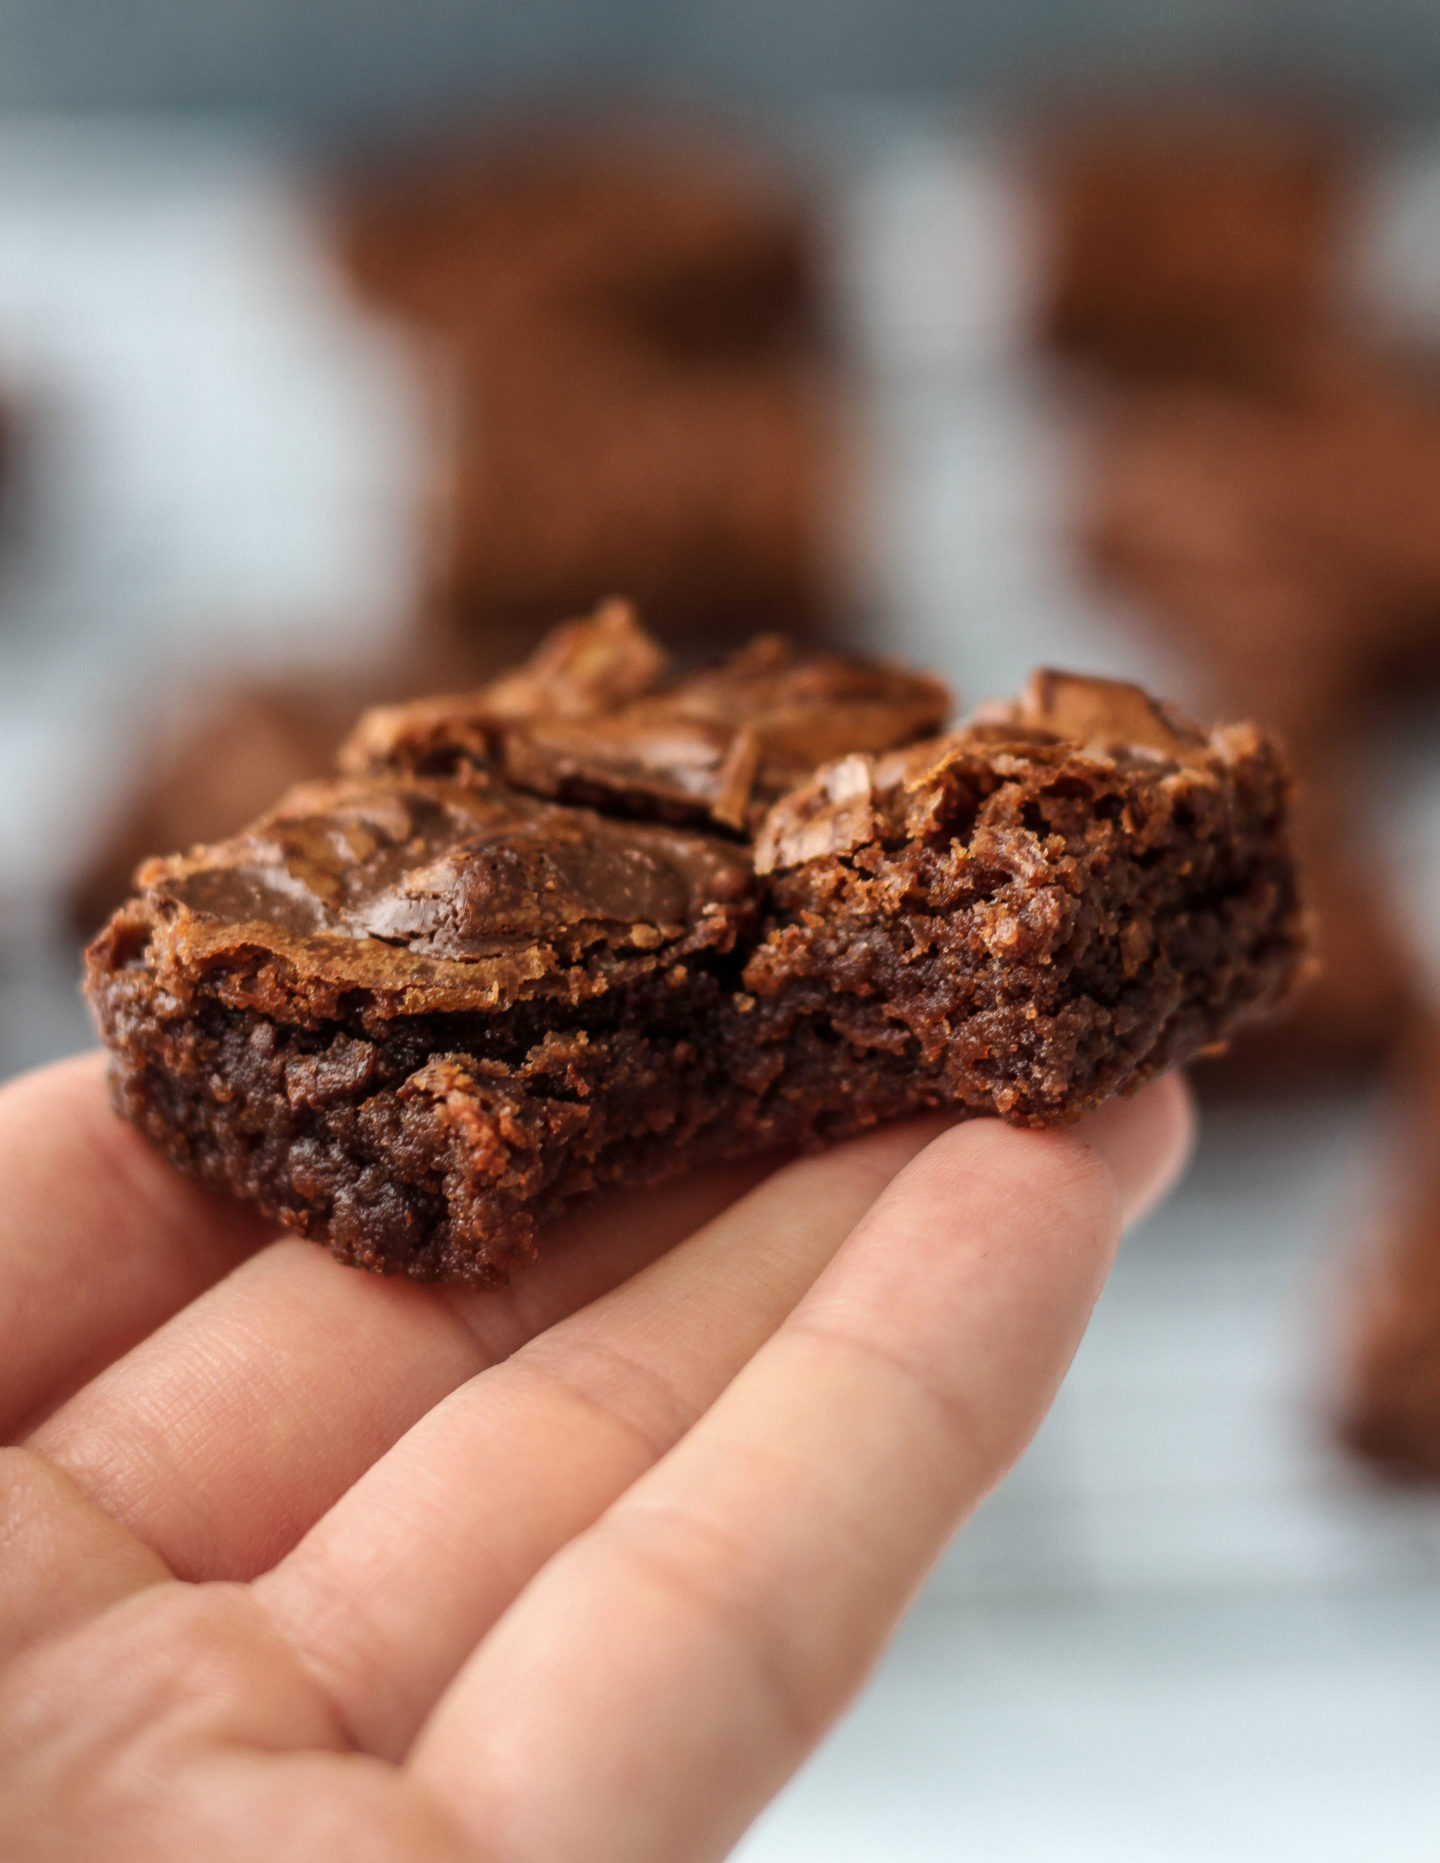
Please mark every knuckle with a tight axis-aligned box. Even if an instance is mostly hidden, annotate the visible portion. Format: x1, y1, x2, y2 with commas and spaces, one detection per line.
513, 1332, 702, 1464
595, 1500, 829, 1750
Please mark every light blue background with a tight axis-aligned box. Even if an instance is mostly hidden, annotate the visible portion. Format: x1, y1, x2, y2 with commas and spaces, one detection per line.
1, 0, 1438, 115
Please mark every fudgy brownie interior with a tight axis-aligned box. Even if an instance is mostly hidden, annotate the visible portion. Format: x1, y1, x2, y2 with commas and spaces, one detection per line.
86, 602, 1306, 1285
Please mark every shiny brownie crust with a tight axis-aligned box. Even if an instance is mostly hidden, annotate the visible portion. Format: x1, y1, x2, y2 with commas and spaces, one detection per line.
86, 607, 1306, 1285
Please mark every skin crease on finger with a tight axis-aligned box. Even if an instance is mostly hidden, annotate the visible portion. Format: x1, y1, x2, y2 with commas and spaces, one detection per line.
0, 1070, 1191, 1863
19, 1150, 784, 1583
0, 1055, 275, 1438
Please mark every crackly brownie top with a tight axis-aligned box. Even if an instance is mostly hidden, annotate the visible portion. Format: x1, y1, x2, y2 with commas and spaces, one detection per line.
120, 772, 754, 1022
342, 598, 953, 830
756, 667, 1226, 872
101, 613, 1254, 1029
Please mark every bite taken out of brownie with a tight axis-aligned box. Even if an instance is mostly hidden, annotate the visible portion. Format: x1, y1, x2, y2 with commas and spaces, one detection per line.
85, 601, 1308, 1286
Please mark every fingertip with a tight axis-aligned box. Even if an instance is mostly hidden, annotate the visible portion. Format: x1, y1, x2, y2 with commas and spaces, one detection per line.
1076, 1071, 1195, 1231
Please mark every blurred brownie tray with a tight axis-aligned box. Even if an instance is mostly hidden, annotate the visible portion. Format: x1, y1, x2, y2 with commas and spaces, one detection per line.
86, 604, 1306, 1286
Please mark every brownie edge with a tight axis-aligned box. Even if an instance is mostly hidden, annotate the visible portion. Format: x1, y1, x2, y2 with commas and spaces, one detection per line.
85, 614, 1308, 1286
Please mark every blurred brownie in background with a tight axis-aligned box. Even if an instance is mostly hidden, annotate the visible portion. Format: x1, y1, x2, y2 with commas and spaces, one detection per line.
1039, 106, 1347, 387
1341, 1020, 1440, 1481
70, 682, 361, 937
431, 354, 833, 653
339, 131, 820, 359
1038, 106, 1440, 1084
1074, 359, 1440, 1078
1083, 358, 1440, 727
334, 129, 846, 662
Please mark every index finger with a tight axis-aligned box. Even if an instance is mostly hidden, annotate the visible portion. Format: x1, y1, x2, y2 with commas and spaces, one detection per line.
0, 1054, 273, 1437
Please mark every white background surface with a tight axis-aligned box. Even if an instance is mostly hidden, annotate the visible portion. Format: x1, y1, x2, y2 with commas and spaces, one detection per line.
3, 114, 1440, 1860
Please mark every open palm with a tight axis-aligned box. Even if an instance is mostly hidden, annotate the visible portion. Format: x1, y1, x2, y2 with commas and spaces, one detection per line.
0, 1053, 1188, 1862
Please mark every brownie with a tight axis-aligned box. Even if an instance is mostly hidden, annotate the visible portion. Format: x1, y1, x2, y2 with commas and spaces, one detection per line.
67, 631, 492, 938
1191, 781, 1411, 1087
337, 130, 820, 365
69, 684, 358, 939
1040, 107, 1346, 386
1341, 1020, 1440, 1480
334, 129, 839, 651
428, 351, 839, 645
1084, 361, 1440, 721
85, 607, 1306, 1286
1076, 360, 1440, 1080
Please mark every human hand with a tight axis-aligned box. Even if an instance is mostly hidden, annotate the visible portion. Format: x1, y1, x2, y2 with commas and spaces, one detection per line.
0, 1052, 1189, 1862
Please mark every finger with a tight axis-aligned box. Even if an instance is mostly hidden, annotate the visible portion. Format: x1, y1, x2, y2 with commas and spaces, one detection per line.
27, 1155, 776, 1583
410, 1115, 1132, 1863
0, 1448, 169, 1663
253, 1115, 953, 1758
0, 1579, 474, 1863
0, 1054, 272, 1437
255, 1076, 1184, 1761
1081, 1068, 1194, 1227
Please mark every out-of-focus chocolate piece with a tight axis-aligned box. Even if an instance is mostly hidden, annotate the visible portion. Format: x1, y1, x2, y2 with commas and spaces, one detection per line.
335, 129, 842, 652
1341, 1021, 1440, 1481
338, 131, 821, 364
1085, 363, 1440, 716
70, 684, 360, 939
1040, 107, 1346, 385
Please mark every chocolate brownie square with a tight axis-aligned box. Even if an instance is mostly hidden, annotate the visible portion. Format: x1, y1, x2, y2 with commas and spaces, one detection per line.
337, 130, 820, 365
1084, 362, 1440, 719
427, 351, 840, 645
85, 606, 1306, 1285
1341, 1021, 1440, 1480
1076, 359, 1440, 1080
335, 130, 839, 650
1040, 107, 1345, 386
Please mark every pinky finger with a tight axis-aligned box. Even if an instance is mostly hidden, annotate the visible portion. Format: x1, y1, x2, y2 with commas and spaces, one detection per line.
409, 1110, 1148, 1863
